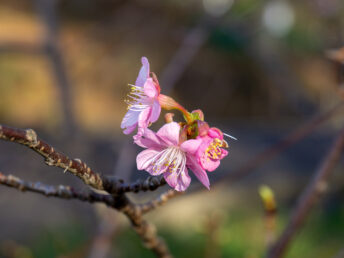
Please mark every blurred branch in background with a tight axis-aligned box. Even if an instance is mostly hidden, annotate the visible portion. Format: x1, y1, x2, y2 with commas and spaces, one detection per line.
34, 0, 76, 135
88, 206, 119, 258
204, 210, 223, 258
333, 247, 344, 258
248, 39, 316, 115
267, 125, 344, 258
326, 46, 344, 97
0, 41, 42, 54
0, 0, 76, 135
159, 17, 215, 93
222, 101, 344, 185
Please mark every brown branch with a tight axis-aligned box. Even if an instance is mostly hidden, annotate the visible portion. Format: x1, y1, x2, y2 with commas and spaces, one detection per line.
0, 169, 173, 257
267, 126, 344, 258
0, 124, 104, 190
118, 197, 172, 258
102, 175, 166, 195
0, 124, 166, 194
138, 190, 183, 215
0, 172, 114, 205
0, 124, 173, 257
102, 182, 172, 257
0, 170, 172, 257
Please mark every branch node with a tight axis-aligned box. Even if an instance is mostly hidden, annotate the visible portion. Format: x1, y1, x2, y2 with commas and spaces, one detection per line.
25, 129, 38, 147
74, 158, 82, 164
45, 157, 56, 166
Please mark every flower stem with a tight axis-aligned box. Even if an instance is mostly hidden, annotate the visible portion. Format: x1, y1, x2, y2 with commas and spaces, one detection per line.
158, 94, 193, 123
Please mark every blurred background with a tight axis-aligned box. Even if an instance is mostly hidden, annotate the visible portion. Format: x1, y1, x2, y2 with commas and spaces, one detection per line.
1, 0, 344, 257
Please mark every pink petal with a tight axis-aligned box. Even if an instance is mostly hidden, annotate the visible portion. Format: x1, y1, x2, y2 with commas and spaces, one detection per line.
156, 122, 180, 146
123, 123, 137, 134
164, 167, 191, 191
202, 149, 227, 172
134, 127, 145, 140
135, 57, 150, 87
208, 128, 223, 139
135, 149, 160, 173
134, 127, 165, 149
220, 149, 228, 159
196, 136, 212, 158
180, 139, 202, 154
201, 158, 220, 172
149, 100, 161, 123
187, 155, 210, 190
121, 110, 140, 134
138, 107, 152, 129
121, 110, 140, 129
144, 78, 159, 98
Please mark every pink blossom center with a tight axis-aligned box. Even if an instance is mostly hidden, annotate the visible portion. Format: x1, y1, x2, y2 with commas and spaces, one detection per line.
204, 138, 225, 161
146, 146, 186, 175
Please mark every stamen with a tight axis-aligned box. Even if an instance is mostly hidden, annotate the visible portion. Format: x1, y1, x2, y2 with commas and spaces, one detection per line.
223, 133, 237, 140
147, 147, 186, 175
124, 83, 152, 111
205, 138, 228, 160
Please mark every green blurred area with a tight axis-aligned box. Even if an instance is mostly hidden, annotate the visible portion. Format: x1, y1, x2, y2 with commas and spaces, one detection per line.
1, 204, 343, 258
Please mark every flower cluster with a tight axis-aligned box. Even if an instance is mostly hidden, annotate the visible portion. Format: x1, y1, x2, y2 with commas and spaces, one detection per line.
121, 57, 235, 191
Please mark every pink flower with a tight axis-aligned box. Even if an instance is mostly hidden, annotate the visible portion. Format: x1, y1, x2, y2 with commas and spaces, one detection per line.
135, 122, 211, 191
196, 128, 228, 172
121, 57, 161, 135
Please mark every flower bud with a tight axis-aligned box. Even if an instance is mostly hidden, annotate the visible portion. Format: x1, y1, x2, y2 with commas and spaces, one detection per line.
191, 109, 204, 121
165, 113, 175, 123
259, 185, 277, 212
197, 120, 210, 137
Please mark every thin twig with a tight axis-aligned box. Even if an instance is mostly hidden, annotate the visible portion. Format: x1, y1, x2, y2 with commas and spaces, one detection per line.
0, 172, 114, 205
267, 126, 344, 258
138, 190, 183, 215
0, 42, 42, 54
0, 124, 104, 190
160, 21, 210, 93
